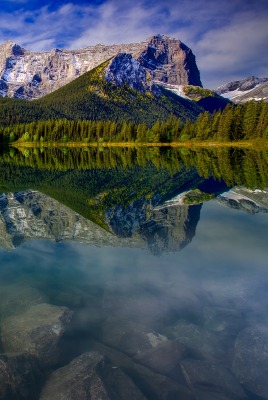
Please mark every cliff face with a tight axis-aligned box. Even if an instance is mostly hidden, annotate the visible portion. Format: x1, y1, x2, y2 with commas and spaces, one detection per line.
104, 53, 150, 92
138, 35, 202, 87
104, 53, 161, 95
105, 195, 201, 255
0, 35, 202, 99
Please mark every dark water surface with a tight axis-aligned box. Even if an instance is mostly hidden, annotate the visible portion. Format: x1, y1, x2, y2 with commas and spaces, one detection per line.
0, 146, 268, 400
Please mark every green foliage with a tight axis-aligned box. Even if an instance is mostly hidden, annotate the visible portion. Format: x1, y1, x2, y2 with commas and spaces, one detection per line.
183, 189, 214, 204
179, 100, 268, 142
184, 86, 215, 100
0, 116, 185, 143
0, 148, 200, 229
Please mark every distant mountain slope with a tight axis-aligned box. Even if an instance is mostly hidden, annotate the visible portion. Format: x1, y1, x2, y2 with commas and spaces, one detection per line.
217, 187, 268, 214
156, 82, 231, 112
0, 46, 232, 128
233, 81, 268, 103
0, 56, 204, 127
216, 76, 268, 103
0, 34, 202, 100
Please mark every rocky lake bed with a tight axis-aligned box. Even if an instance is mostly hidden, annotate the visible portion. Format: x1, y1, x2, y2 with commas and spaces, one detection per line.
1, 259, 268, 400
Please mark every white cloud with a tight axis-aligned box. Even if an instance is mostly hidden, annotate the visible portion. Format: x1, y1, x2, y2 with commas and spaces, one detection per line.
195, 11, 268, 87
0, 0, 267, 87
67, 1, 165, 48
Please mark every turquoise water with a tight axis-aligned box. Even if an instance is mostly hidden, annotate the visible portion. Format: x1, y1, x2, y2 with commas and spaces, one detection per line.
0, 147, 268, 399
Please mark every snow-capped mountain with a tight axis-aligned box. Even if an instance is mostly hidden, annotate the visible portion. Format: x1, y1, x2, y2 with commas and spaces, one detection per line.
216, 76, 268, 103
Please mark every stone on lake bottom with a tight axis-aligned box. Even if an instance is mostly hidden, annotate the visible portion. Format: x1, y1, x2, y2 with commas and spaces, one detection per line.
39, 351, 147, 400
232, 324, 268, 399
164, 320, 227, 361
181, 359, 247, 400
1, 303, 73, 367
0, 353, 43, 400
134, 339, 188, 379
0, 283, 47, 321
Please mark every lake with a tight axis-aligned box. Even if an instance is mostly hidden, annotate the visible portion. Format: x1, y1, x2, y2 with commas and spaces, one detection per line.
0, 146, 268, 400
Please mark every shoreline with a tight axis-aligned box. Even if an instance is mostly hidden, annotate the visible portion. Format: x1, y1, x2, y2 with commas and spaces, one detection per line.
11, 140, 268, 149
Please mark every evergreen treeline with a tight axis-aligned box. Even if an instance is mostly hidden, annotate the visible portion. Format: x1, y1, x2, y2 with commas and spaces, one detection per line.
2, 146, 268, 190
0, 116, 182, 143
185, 101, 268, 141
0, 100, 267, 144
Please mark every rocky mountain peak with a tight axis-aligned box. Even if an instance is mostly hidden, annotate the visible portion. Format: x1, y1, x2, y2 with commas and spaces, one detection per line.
0, 34, 202, 99
139, 34, 202, 87
0, 189, 200, 254
0, 40, 24, 56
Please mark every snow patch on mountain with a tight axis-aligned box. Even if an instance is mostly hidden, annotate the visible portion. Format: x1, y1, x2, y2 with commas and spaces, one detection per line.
154, 81, 189, 99
220, 85, 263, 100
216, 76, 268, 103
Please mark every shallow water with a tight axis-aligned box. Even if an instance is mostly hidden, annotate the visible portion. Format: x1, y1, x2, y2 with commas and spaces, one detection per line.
0, 147, 268, 400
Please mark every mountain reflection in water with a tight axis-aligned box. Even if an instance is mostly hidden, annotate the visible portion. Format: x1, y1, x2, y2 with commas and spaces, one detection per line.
0, 146, 268, 400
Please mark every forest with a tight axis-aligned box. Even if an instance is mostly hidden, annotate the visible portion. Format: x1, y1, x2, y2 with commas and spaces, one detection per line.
0, 100, 267, 145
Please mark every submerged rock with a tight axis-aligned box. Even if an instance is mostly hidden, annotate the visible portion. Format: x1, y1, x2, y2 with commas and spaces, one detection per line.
189, 391, 244, 400
181, 359, 247, 400
134, 339, 188, 379
164, 320, 227, 361
202, 306, 244, 338
0, 283, 47, 320
39, 351, 147, 400
0, 353, 43, 400
90, 341, 194, 400
232, 325, 268, 398
60, 337, 194, 400
1, 303, 73, 367
101, 317, 168, 357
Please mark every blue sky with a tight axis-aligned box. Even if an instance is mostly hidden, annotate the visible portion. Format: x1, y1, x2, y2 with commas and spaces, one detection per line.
0, 0, 267, 88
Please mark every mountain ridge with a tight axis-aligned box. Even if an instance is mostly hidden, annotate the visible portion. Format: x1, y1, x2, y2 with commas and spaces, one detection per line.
0, 34, 202, 100
0, 57, 205, 127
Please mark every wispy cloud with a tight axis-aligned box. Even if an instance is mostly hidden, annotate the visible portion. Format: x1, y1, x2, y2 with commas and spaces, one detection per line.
0, 0, 267, 87
195, 9, 268, 87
